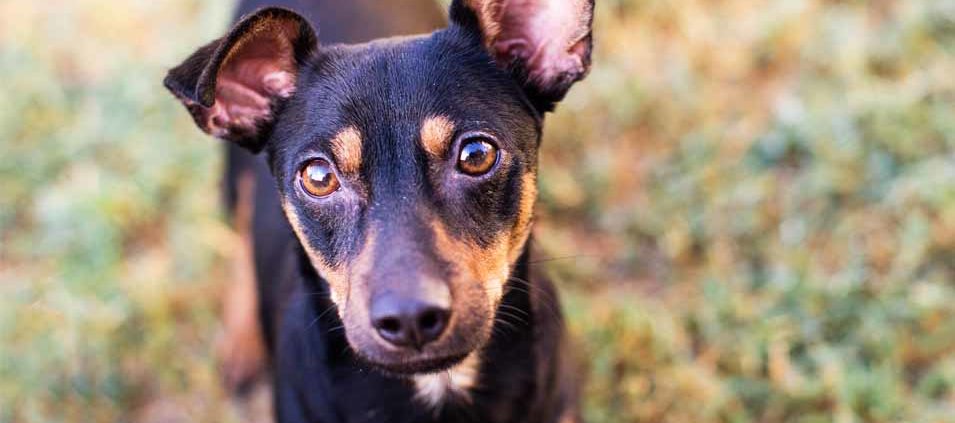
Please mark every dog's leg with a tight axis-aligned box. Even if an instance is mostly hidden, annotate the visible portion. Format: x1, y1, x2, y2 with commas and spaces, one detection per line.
218, 170, 268, 395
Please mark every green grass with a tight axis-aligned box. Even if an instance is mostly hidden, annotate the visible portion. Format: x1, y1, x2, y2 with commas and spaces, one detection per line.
1, 0, 953, 422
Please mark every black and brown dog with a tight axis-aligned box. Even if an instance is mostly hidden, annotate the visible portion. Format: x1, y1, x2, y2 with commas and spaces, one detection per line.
164, 0, 595, 421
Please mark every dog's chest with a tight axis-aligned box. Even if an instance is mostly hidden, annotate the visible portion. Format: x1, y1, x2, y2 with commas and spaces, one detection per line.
412, 353, 480, 408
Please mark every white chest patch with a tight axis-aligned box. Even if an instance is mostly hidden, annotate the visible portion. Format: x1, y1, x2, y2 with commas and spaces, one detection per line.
413, 353, 481, 408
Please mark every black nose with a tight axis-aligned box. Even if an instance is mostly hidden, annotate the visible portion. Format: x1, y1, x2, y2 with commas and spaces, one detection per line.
371, 296, 450, 350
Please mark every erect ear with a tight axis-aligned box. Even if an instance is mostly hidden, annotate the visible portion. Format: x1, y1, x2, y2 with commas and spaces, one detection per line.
164, 7, 317, 152
450, 0, 594, 111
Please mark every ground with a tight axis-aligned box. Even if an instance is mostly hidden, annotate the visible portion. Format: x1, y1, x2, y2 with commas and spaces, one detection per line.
1, 0, 953, 422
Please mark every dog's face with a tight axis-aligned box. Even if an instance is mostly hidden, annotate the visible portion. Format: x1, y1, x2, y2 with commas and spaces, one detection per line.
270, 38, 544, 373
165, 1, 593, 374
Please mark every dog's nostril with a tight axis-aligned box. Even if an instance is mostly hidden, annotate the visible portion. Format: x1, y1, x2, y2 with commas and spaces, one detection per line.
419, 310, 439, 331
370, 297, 451, 350
417, 307, 448, 337
372, 314, 410, 348
377, 317, 402, 335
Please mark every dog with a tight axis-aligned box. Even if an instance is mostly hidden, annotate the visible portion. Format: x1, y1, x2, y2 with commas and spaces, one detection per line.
164, 1, 595, 421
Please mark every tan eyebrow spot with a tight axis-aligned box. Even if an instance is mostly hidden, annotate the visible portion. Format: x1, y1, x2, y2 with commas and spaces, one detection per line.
420, 115, 455, 157
330, 126, 363, 174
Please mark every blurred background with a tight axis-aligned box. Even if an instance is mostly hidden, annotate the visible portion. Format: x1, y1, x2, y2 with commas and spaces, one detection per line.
1, 0, 953, 422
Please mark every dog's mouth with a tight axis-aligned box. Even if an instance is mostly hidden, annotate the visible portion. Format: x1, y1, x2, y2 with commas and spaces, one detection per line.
357, 352, 471, 376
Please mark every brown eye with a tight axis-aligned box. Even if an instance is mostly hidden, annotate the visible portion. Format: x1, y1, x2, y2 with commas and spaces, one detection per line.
457, 137, 498, 176
299, 158, 340, 197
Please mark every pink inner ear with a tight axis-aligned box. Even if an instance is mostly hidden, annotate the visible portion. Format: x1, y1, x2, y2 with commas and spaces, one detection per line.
475, 0, 592, 91
206, 23, 300, 139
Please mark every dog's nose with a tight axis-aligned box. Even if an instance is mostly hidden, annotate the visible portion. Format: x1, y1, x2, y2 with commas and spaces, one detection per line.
371, 296, 450, 350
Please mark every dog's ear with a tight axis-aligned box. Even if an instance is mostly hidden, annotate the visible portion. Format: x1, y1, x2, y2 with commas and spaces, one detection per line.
449, 0, 594, 111
164, 8, 317, 152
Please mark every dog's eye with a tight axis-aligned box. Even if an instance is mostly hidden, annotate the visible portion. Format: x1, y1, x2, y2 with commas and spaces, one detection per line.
457, 137, 498, 176
300, 158, 340, 198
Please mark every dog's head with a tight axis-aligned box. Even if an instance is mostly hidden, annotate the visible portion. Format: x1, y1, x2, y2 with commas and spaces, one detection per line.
165, 0, 593, 374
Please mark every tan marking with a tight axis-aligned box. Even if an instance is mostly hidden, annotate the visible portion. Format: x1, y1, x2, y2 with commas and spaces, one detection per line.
218, 171, 267, 393
465, 0, 504, 43
329, 126, 363, 174
508, 172, 537, 263
431, 220, 510, 306
281, 199, 349, 306
419, 115, 455, 157
414, 352, 481, 408
427, 170, 538, 308
343, 229, 377, 322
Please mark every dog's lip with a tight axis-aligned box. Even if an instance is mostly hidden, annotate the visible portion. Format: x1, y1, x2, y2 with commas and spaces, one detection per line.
359, 352, 471, 375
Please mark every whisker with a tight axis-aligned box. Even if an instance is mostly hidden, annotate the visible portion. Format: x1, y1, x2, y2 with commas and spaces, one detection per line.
504, 281, 563, 323
306, 303, 339, 331
490, 324, 508, 339
527, 253, 598, 266
493, 317, 521, 334
496, 310, 528, 326
498, 303, 529, 317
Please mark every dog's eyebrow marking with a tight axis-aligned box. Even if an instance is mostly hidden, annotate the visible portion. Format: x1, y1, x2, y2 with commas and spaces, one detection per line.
419, 115, 455, 157
329, 126, 363, 174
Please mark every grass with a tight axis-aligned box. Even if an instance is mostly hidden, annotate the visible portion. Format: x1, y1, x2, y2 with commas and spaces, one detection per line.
1, 0, 953, 422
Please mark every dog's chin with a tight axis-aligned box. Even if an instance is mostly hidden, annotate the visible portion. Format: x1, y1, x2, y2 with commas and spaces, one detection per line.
356, 352, 471, 377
